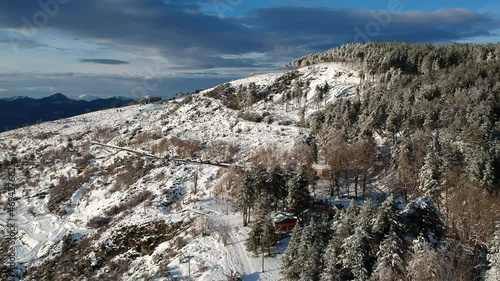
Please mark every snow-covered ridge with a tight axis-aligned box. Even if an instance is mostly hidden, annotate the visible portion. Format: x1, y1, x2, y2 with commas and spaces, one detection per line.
0, 62, 360, 280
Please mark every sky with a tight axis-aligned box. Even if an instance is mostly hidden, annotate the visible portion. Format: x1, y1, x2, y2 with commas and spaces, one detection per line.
0, 0, 499, 99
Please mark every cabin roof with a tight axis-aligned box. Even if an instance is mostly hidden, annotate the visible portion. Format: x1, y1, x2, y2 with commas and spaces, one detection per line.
272, 212, 297, 224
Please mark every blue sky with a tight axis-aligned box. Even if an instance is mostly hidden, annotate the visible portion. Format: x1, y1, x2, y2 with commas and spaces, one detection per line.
0, 0, 499, 99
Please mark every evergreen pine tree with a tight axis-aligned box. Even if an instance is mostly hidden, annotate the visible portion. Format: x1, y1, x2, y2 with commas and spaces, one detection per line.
246, 211, 277, 254
245, 214, 263, 254
297, 221, 322, 281
286, 172, 311, 224
261, 213, 278, 253
357, 199, 374, 231
418, 136, 444, 201
299, 218, 331, 281
321, 235, 342, 281
405, 235, 440, 281
399, 198, 445, 245
341, 224, 371, 281
235, 173, 257, 226
337, 200, 358, 239
253, 165, 270, 210
372, 195, 398, 243
316, 213, 333, 243
371, 227, 405, 281
268, 166, 288, 211
281, 224, 303, 281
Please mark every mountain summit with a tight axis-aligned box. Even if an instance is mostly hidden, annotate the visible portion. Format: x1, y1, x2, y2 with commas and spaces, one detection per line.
41, 93, 72, 103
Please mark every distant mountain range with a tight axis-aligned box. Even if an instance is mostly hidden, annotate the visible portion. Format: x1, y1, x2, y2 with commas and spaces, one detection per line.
0, 93, 134, 132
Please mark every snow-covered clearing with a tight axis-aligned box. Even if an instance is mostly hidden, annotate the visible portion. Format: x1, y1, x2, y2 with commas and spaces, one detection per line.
170, 201, 286, 281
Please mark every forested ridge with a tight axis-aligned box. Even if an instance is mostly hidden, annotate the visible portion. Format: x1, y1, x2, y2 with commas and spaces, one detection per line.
244, 42, 500, 280
306, 43, 500, 197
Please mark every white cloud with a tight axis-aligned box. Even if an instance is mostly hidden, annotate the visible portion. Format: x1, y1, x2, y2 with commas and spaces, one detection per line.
219, 52, 267, 60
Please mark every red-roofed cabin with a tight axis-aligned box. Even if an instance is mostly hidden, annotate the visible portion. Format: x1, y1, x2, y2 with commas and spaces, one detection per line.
273, 212, 298, 231
275, 216, 297, 231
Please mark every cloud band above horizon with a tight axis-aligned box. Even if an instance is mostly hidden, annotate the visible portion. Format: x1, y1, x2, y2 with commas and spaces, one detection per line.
0, 0, 498, 98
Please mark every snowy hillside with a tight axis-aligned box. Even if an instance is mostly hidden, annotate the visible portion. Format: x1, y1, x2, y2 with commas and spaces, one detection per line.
0, 63, 361, 280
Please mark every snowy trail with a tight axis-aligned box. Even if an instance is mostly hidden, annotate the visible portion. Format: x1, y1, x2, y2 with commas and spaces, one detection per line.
13, 209, 55, 265
223, 222, 283, 281
6, 175, 97, 266
219, 214, 264, 281
226, 230, 256, 277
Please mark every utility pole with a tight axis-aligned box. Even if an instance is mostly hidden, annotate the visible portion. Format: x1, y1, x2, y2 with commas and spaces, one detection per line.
193, 170, 198, 194
181, 256, 193, 281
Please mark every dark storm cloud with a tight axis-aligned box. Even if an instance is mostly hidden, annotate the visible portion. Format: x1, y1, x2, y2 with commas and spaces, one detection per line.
0, 0, 274, 58
0, 1, 498, 68
80, 59, 129, 65
246, 7, 500, 49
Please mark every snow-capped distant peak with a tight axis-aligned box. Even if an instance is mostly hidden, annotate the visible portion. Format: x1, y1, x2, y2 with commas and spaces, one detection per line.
112, 95, 136, 101
77, 94, 103, 101
0, 95, 29, 101
77, 94, 135, 101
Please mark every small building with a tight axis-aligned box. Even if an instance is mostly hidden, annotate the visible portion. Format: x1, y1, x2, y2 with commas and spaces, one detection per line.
273, 212, 298, 231
312, 164, 330, 179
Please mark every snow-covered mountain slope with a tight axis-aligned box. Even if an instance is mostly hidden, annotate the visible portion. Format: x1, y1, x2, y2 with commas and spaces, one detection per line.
0, 62, 361, 280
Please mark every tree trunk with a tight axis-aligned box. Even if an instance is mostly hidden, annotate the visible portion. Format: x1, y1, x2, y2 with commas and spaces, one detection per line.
344, 171, 349, 197
362, 175, 367, 200
193, 171, 198, 194
354, 175, 359, 199
329, 178, 334, 197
